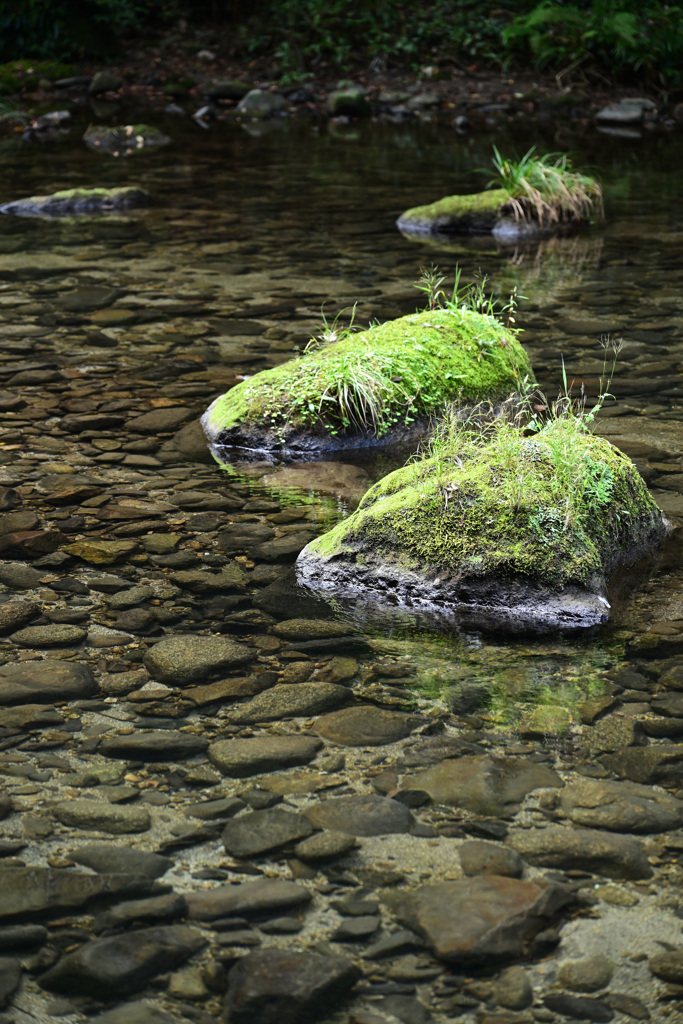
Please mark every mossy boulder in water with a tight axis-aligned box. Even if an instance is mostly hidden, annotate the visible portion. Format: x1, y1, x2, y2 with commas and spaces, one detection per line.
201, 308, 533, 457
398, 188, 581, 241
0, 187, 150, 218
296, 423, 669, 633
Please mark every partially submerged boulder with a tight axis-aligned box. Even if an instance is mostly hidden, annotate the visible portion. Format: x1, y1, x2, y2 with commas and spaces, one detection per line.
202, 308, 532, 457
0, 187, 149, 218
398, 188, 585, 241
296, 422, 669, 633
398, 152, 602, 241
83, 124, 170, 153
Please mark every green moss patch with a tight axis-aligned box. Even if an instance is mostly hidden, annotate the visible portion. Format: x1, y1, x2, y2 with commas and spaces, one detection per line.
397, 189, 509, 235
203, 308, 532, 451
297, 420, 669, 630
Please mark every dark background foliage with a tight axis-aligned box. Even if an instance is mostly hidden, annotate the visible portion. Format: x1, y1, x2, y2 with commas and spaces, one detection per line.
0, 1, 680, 88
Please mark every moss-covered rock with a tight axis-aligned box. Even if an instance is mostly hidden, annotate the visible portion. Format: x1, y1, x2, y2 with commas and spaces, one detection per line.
202, 308, 532, 457
83, 124, 170, 153
0, 187, 150, 218
296, 423, 669, 633
397, 189, 579, 241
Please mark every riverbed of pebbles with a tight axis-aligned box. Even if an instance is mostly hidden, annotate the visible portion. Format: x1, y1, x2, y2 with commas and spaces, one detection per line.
0, 249, 681, 1024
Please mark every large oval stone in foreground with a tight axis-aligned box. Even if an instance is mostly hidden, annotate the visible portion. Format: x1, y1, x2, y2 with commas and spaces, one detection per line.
38, 925, 205, 997
384, 876, 574, 964
506, 825, 652, 880
229, 683, 350, 723
305, 795, 414, 836
404, 755, 562, 816
0, 660, 95, 706
314, 706, 421, 746
143, 635, 252, 685
224, 948, 360, 1024
209, 735, 322, 776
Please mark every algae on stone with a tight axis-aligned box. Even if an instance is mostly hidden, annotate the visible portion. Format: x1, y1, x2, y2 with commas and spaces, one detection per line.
0, 187, 149, 217
397, 189, 509, 236
296, 421, 669, 632
202, 308, 532, 456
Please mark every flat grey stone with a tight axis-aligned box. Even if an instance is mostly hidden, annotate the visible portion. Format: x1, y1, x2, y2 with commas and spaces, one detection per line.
209, 735, 322, 776
294, 831, 358, 862
0, 601, 40, 633
314, 705, 420, 746
91, 1002, 188, 1024
459, 840, 523, 878
272, 619, 353, 641
305, 795, 414, 836
222, 808, 313, 858
38, 925, 205, 998
495, 965, 533, 1010
331, 915, 380, 941
229, 682, 350, 723
185, 879, 311, 921
93, 894, 187, 932
404, 754, 562, 815
11, 623, 87, 647
143, 634, 252, 685
544, 993, 614, 1022
507, 825, 652, 880
51, 799, 151, 834
0, 563, 43, 589
100, 732, 209, 762
126, 408, 192, 433
649, 949, 683, 983
0, 660, 95, 705
68, 845, 172, 879
601, 746, 683, 785
224, 948, 360, 1024
0, 867, 156, 920
558, 955, 614, 993
560, 777, 683, 833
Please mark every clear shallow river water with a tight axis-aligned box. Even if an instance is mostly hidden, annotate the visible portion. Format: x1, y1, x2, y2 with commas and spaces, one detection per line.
1, 108, 682, 729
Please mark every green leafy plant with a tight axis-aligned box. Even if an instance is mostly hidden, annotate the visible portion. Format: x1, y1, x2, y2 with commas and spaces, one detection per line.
489, 145, 603, 228
304, 303, 359, 353
502, 1, 682, 87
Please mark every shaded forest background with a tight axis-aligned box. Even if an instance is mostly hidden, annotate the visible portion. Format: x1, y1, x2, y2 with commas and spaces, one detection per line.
0, 1, 681, 90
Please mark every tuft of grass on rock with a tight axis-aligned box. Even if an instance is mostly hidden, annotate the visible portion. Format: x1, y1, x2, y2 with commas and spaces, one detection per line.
489, 145, 604, 227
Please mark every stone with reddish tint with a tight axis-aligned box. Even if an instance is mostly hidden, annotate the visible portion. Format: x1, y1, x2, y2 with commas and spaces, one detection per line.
384, 876, 574, 964
313, 705, 421, 746
224, 948, 360, 1024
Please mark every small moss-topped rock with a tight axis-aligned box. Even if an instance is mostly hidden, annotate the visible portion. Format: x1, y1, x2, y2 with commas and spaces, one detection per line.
0, 187, 149, 218
202, 308, 532, 456
398, 189, 510, 236
296, 422, 668, 633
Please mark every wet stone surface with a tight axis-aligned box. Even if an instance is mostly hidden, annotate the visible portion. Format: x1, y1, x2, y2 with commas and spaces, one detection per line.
0, 109, 681, 1024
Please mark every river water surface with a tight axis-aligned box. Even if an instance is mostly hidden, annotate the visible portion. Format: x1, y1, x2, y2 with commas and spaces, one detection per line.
0, 106, 682, 1021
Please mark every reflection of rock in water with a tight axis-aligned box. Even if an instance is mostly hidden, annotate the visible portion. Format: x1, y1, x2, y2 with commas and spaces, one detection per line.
259, 462, 371, 505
